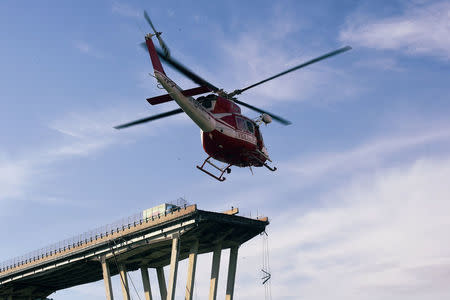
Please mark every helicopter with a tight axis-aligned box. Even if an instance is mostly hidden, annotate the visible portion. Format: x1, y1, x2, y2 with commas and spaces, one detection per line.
115, 12, 351, 181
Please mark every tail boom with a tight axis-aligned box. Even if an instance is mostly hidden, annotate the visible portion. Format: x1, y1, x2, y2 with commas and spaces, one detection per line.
145, 34, 166, 75
154, 71, 216, 132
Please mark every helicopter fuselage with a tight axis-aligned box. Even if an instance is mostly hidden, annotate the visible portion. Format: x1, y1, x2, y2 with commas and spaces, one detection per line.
155, 70, 270, 167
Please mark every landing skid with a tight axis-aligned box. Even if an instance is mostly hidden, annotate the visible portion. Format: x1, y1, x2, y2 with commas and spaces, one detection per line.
197, 156, 232, 182
251, 155, 277, 172
264, 163, 277, 172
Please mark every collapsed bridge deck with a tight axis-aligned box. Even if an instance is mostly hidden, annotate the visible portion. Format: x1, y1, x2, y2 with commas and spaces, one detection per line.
0, 205, 268, 299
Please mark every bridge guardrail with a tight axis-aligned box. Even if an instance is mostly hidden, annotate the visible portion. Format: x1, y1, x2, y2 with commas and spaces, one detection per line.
0, 200, 190, 274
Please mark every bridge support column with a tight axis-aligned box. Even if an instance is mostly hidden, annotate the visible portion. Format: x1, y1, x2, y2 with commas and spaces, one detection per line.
167, 236, 180, 300
156, 267, 167, 300
208, 243, 222, 300
119, 265, 130, 300
140, 266, 153, 300
225, 246, 239, 300
101, 257, 114, 300
185, 239, 199, 300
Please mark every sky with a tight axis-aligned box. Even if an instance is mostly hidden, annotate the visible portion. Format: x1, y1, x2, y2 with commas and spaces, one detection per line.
0, 0, 449, 299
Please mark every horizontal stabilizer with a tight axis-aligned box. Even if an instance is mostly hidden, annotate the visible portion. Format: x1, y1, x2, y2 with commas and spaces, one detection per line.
147, 86, 210, 105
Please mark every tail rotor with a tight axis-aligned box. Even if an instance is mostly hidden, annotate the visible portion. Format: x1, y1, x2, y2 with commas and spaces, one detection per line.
143, 10, 170, 58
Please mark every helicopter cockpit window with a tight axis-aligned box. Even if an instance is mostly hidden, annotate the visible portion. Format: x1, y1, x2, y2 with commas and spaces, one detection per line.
246, 121, 254, 133
236, 117, 254, 133
236, 117, 246, 131
197, 95, 214, 109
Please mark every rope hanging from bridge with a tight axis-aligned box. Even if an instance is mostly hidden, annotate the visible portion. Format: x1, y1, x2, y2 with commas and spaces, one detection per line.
261, 230, 272, 300
109, 238, 142, 300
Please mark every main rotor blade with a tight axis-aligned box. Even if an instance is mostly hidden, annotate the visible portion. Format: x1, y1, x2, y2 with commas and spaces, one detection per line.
231, 46, 352, 96
144, 10, 158, 33
156, 48, 220, 93
234, 99, 291, 125
114, 108, 183, 129
141, 41, 219, 92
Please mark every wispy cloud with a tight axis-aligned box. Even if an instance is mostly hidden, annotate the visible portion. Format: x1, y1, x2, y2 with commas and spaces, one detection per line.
48, 109, 128, 157
248, 156, 450, 299
0, 106, 151, 205
286, 126, 450, 181
179, 151, 450, 299
340, 1, 450, 60
111, 1, 140, 18
354, 57, 404, 71
215, 20, 357, 106
73, 40, 105, 59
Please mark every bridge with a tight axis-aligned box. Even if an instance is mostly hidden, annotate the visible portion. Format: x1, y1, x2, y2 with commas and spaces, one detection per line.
0, 204, 269, 300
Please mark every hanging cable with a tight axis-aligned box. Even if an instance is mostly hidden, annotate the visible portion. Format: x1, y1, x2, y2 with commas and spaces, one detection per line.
261, 230, 272, 300
109, 240, 132, 300
116, 238, 142, 300
109, 238, 143, 300
127, 270, 143, 300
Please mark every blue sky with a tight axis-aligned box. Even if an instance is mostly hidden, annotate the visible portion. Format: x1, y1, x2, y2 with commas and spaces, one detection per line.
1, 0, 450, 299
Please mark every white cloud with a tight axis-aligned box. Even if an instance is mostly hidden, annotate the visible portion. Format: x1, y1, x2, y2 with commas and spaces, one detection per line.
0, 156, 30, 201
340, 2, 450, 60
0, 106, 148, 204
286, 126, 450, 182
252, 156, 450, 299
218, 120, 450, 299
177, 148, 450, 300
157, 119, 450, 300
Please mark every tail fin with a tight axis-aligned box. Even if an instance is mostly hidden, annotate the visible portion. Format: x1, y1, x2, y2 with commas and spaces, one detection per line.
145, 34, 166, 75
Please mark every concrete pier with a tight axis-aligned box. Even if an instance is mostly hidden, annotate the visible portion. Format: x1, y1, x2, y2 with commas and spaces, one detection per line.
185, 240, 198, 300
208, 244, 222, 300
119, 265, 130, 300
226, 246, 239, 300
140, 267, 153, 300
156, 267, 167, 300
167, 236, 180, 300
101, 257, 114, 300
